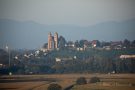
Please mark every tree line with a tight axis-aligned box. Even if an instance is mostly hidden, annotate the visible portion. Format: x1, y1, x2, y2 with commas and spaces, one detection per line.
0, 48, 135, 74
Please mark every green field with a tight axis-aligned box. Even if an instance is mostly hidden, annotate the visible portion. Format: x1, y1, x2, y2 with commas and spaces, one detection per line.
0, 74, 135, 90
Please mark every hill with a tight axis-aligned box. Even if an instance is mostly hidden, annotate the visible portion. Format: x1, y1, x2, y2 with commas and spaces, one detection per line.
0, 19, 135, 49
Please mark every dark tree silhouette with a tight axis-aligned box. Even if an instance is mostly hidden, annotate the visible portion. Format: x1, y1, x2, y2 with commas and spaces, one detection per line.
47, 83, 62, 90
58, 36, 66, 48
76, 77, 87, 85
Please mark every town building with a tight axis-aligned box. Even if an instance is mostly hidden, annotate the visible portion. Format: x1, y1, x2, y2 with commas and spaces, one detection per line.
120, 55, 135, 59
91, 40, 100, 48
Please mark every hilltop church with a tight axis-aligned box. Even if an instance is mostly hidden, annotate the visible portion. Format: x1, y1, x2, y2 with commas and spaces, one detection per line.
48, 32, 58, 50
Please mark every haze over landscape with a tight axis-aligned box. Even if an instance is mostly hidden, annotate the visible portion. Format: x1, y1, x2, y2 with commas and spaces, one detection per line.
0, 0, 135, 49
0, 1, 135, 90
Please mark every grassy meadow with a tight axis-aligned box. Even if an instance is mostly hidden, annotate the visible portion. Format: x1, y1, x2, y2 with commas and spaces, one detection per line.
0, 74, 135, 90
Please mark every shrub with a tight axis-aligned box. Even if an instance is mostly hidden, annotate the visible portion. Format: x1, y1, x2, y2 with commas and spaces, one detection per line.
76, 77, 87, 85
89, 77, 100, 83
47, 83, 62, 90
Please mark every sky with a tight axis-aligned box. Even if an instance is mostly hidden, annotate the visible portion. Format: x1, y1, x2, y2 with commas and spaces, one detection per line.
0, 0, 135, 49
0, 0, 135, 26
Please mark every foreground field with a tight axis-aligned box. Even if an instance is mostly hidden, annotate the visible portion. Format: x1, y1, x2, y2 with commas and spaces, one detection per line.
0, 74, 135, 90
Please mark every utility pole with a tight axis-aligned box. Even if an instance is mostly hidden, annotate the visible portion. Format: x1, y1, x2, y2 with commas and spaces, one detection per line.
6, 45, 10, 67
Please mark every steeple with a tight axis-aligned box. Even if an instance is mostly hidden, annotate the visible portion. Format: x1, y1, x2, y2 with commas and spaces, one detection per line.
54, 32, 58, 48
48, 32, 52, 50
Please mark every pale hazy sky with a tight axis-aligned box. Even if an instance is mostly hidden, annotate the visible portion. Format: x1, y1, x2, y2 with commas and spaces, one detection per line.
0, 0, 135, 26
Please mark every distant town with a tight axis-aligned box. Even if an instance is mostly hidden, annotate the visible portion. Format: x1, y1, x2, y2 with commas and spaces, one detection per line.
0, 32, 135, 74
45, 32, 135, 51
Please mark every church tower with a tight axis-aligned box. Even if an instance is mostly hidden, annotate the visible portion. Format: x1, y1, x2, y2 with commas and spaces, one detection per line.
48, 32, 58, 50
48, 32, 52, 50
54, 32, 58, 49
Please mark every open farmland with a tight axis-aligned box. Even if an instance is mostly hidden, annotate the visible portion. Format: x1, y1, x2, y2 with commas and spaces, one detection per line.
0, 74, 135, 90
